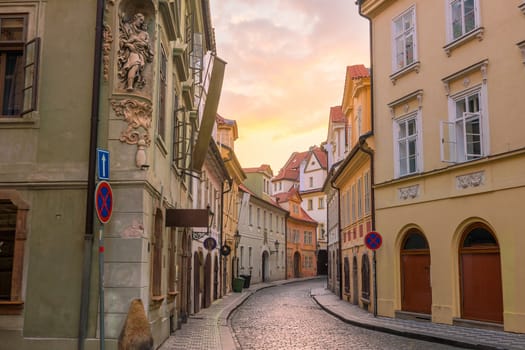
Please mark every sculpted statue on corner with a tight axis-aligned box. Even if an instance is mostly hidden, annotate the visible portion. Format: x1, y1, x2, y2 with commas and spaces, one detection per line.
118, 13, 154, 92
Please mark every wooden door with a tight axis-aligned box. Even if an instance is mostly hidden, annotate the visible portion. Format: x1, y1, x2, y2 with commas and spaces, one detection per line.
460, 225, 503, 323
401, 254, 431, 314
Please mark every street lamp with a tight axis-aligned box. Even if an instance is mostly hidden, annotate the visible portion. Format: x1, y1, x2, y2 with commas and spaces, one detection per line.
234, 230, 241, 248
191, 205, 214, 240
270, 239, 280, 255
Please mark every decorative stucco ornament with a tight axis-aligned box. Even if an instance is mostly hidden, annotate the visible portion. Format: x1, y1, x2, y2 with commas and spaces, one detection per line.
111, 99, 152, 147
103, 24, 113, 81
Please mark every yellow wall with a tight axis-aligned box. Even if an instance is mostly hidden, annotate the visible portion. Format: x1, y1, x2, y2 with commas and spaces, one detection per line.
363, 0, 525, 332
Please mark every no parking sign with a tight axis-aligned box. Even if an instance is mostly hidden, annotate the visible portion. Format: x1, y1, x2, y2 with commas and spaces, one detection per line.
364, 231, 382, 250
95, 181, 113, 224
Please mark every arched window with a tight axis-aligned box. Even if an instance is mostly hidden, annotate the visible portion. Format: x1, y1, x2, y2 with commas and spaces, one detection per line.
344, 257, 350, 293
361, 254, 370, 300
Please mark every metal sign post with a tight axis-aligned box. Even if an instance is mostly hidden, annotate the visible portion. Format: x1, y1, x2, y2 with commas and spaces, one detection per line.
364, 231, 382, 318
95, 180, 112, 350
98, 226, 105, 350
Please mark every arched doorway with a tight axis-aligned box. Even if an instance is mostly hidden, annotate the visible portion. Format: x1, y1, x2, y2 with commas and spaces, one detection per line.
343, 257, 350, 294
293, 252, 301, 278
214, 254, 219, 301
401, 229, 431, 314
193, 251, 200, 314
460, 224, 503, 323
361, 254, 370, 310
352, 256, 358, 305
180, 230, 191, 323
204, 253, 211, 308
317, 250, 328, 275
262, 251, 269, 282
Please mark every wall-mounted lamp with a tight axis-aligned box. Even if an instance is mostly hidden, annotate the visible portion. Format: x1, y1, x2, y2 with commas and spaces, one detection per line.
191, 205, 214, 240
234, 230, 241, 248
270, 240, 280, 255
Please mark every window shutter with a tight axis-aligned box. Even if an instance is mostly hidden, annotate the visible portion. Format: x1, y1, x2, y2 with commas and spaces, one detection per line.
440, 120, 456, 163
21, 37, 40, 115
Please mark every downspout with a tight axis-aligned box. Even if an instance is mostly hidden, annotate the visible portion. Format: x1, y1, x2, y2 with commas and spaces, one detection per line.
79, 0, 105, 349
329, 179, 342, 300
358, 136, 376, 315
358, 0, 377, 317
221, 178, 232, 296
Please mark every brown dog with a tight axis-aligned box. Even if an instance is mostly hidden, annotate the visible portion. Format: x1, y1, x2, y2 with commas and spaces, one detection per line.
118, 299, 154, 350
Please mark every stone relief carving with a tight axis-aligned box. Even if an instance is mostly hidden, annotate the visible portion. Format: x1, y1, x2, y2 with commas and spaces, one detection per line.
103, 24, 113, 81
456, 171, 485, 189
117, 12, 154, 92
398, 184, 419, 200
111, 99, 152, 146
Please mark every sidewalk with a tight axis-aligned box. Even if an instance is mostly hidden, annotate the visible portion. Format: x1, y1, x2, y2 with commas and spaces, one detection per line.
310, 287, 525, 350
158, 277, 308, 350
159, 278, 525, 350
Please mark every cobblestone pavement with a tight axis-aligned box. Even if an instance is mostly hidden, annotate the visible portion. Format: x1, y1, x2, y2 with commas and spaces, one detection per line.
230, 279, 461, 350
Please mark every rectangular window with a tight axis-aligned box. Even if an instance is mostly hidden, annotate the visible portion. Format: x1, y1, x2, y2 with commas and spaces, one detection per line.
364, 172, 371, 214
441, 89, 484, 163
0, 14, 40, 118
392, 7, 416, 71
248, 205, 253, 226
309, 177, 313, 188
240, 246, 244, 268
257, 208, 260, 228
318, 197, 324, 209
270, 213, 273, 231
450, 0, 477, 40
351, 184, 356, 222
395, 114, 420, 176
248, 247, 252, 267
307, 199, 313, 211
357, 178, 363, 219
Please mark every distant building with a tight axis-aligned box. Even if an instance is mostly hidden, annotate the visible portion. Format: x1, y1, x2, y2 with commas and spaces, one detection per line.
240, 166, 287, 283
272, 146, 328, 275
274, 187, 318, 278
330, 64, 373, 311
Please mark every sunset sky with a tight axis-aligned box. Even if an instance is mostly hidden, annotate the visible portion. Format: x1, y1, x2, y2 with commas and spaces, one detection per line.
210, 1, 370, 173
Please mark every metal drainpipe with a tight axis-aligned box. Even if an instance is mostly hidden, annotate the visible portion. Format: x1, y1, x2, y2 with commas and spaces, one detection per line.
358, 137, 376, 317
78, 1, 105, 349
358, 0, 377, 317
221, 178, 232, 296
329, 180, 342, 300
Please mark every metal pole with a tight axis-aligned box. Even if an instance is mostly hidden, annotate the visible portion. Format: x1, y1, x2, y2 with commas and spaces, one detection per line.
373, 250, 377, 317
98, 226, 105, 350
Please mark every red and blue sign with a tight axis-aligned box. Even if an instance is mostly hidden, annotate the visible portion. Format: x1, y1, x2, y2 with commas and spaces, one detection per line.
364, 231, 382, 250
95, 181, 113, 224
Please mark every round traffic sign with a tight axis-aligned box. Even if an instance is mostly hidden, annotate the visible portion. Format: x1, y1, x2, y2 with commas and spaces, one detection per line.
95, 181, 113, 224
364, 231, 382, 250
203, 237, 217, 251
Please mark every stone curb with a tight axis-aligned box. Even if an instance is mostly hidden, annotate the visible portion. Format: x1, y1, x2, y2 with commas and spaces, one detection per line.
310, 293, 507, 350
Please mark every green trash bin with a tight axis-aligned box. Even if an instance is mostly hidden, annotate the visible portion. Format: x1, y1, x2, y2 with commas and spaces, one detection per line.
232, 277, 245, 293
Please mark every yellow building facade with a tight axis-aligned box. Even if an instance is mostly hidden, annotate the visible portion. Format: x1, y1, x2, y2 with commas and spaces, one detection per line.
361, 0, 525, 333
331, 65, 374, 311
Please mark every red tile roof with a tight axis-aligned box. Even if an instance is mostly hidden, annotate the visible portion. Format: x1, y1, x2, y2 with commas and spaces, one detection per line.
329, 105, 345, 123
346, 64, 370, 80
243, 164, 272, 174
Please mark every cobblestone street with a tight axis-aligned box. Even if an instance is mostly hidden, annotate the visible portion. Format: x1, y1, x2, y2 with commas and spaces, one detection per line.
230, 279, 460, 350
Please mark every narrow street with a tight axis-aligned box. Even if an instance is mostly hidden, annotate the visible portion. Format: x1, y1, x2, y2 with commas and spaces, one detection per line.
230, 279, 461, 350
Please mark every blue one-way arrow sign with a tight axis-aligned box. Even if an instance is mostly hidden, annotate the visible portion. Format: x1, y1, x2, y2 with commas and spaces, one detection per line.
97, 148, 110, 180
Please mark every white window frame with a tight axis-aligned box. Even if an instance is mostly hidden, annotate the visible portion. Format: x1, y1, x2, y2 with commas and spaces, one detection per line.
446, 0, 480, 42
391, 6, 417, 73
393, 112, 422, 178
441, 86, 488, 163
